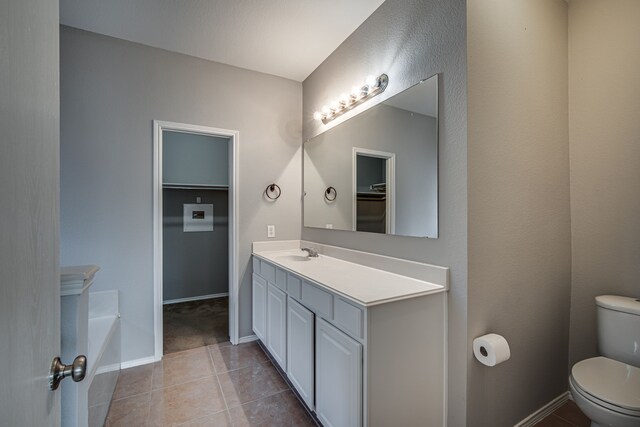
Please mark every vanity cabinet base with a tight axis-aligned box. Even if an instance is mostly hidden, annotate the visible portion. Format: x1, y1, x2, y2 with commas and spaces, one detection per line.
252, 255, 447, 427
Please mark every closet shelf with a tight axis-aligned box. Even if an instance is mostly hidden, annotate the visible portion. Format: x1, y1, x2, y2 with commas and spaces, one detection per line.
163, 183, 229, 190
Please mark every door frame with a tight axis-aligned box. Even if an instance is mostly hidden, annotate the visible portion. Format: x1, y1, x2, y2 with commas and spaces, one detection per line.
352, 147, 396, 234
153, 120, 240, 361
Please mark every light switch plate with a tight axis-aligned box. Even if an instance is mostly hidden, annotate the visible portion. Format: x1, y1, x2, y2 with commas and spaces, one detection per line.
267, 225, 275, 238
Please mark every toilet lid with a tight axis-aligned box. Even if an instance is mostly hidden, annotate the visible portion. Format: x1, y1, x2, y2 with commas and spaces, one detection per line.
572, 357, 640, 412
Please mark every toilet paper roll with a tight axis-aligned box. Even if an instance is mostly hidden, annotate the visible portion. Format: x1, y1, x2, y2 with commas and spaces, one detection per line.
473, 333, 511, 367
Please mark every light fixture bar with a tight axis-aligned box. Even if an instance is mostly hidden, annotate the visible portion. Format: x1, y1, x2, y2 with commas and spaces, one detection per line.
314, 73, 389, 124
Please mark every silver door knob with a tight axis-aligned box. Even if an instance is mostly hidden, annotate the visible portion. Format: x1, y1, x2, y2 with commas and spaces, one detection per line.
49, 355, 87, 390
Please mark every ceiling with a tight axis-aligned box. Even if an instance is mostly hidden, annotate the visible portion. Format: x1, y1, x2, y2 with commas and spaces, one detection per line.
60, 0, 386, 82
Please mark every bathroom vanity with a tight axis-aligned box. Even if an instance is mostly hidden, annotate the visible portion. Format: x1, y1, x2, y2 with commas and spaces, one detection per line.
252, 240, 448, 427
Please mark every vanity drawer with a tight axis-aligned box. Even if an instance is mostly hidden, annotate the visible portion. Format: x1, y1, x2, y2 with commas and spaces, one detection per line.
260, 260, 276, 283
275, 267, 287, 291
333, 298, 364, 339
287, 273, 302, 300
301, 281, 333, 319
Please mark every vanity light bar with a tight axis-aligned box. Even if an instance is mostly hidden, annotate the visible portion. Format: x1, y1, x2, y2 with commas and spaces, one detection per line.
314, 73, 389, 124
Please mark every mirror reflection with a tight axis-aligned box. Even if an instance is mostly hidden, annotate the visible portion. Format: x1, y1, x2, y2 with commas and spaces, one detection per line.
304, 74, 439, 238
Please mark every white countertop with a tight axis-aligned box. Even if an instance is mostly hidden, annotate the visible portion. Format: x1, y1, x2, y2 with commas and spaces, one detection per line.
253, 248, 446, 307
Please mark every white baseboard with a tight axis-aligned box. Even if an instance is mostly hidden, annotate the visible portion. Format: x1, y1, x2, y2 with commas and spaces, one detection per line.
514, 391, 570, 427
237, 334, 258, 344
120, 356, 157, 370
163, 292, 228, 305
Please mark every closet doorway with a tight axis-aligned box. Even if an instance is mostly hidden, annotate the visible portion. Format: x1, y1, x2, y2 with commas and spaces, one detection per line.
153, 121, 239, 360
352, 147, 396, 234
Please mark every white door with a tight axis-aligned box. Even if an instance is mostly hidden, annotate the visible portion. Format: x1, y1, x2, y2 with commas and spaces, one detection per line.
286, 297, 315, 410
0, 0, 62, 425
266, 283, 287, 370
316, 318, 363, 427
252, 274, 267, 342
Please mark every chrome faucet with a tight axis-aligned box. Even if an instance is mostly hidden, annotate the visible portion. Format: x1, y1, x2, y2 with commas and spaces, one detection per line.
301, 247, 319, 258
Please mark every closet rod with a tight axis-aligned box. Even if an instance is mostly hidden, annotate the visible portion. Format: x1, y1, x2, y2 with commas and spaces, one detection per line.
163, 183, 228, 190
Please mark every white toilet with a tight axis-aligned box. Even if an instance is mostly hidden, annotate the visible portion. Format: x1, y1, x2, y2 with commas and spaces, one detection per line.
569, 295, 640, 427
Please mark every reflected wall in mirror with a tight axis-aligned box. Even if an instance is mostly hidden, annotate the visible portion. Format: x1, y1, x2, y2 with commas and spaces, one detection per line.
304, 74, 438, 238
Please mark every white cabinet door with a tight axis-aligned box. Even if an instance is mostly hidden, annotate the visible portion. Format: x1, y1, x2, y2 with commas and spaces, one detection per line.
266, 283, 287, 370
316, 318, 362, 427
286, 297, 315, 410
252, 273, 267, 343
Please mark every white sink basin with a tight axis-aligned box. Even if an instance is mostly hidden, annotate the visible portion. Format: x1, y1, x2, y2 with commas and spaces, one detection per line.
276, 254, 310, 262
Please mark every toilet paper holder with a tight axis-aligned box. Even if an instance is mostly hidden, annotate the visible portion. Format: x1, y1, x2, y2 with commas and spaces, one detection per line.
473, 333, 511, 367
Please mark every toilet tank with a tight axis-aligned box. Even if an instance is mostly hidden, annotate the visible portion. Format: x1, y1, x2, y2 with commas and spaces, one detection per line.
596, 295, 640, 368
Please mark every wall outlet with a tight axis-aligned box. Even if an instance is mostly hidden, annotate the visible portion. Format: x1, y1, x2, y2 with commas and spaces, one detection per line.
267, 225, 276, 238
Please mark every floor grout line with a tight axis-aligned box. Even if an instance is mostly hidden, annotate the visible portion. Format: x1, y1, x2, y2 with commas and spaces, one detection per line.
210, 350, 231, 413
110, 389, 152, 403
224, 388, 291, 410
173, 407, 230, 427
210, 357, 275, 376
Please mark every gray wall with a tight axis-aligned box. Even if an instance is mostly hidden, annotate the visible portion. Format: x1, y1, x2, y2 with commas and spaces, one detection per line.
60, 26, 302, 363
305, 104, 438, 237
568, 0, 640, 367
0, 0, 61, 425
302, 0, 468, 424
162, 131, 229, 186
162, 189, 228, 301
467, 1, 571, 425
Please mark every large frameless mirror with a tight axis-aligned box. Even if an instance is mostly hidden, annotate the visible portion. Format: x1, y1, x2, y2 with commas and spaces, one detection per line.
304, 74, 439, 238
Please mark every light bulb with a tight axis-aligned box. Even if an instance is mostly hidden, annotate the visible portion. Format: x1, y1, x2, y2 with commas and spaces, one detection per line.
365, 75, 378, 88
313, 111, 322, 121
339, 93, 349, 105
351, 86, 361, 99
330, 100, 340, 111
321, 105, 330, 115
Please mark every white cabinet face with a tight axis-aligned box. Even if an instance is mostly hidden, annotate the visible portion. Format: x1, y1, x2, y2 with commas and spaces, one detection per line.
316, 318, 362, 427
252, 274, 267, 343
266, 283, 287, 370
287, 297, 315, 411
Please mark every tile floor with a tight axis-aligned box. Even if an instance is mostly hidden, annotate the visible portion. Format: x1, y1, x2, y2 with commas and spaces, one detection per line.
105, 341, 317, 426
110, 297, 590, 427
163, 298, 229, 354
534, 400, 590, 427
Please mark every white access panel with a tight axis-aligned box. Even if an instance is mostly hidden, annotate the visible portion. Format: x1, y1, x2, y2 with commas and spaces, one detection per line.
183, 203, 213, 232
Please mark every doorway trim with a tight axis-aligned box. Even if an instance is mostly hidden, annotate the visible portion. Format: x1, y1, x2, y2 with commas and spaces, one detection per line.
153, 120, 240, 361
352, 147, 396, 234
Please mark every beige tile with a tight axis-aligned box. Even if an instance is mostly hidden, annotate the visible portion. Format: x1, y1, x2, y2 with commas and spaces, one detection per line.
153, 347, 214, 389
112, 363, 154, 400
105, 392, 151, 427
208, 341, 269, 373
228, 391, 316, 427
535, 414, 575, 427
176, 410, 232, 426
552, 401, 591, 427
148, 376, 226, 426
218, 361, 289, 408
